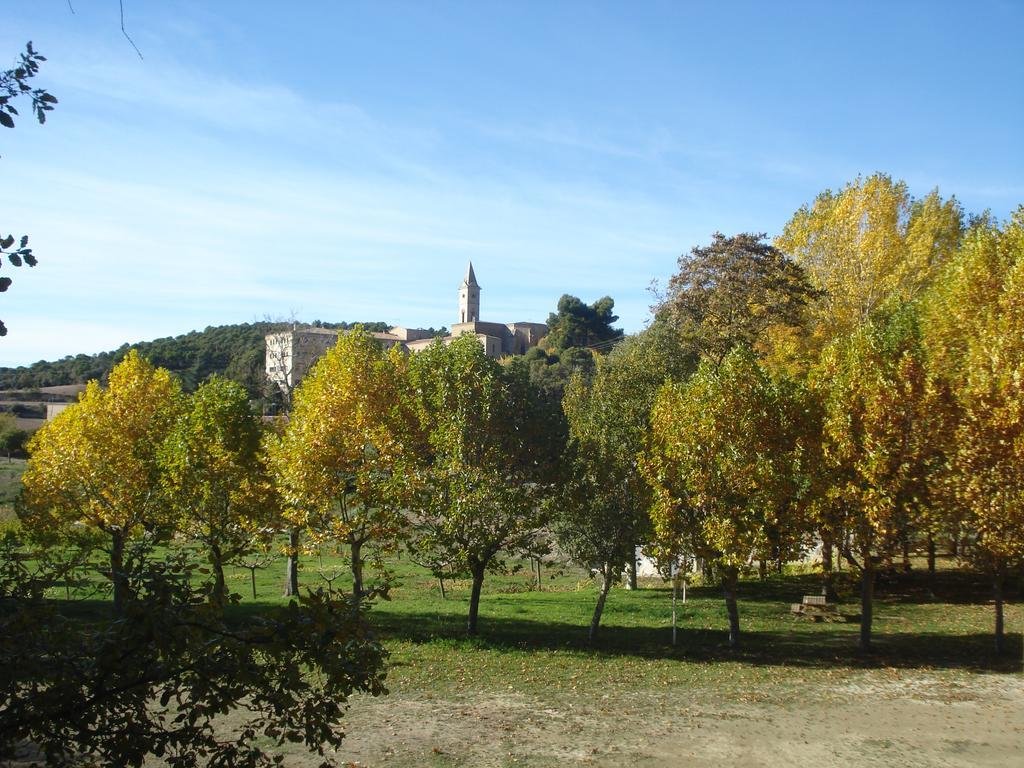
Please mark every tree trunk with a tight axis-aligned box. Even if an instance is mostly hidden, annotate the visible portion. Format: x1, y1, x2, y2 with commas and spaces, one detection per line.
901, 534, 911, 571
250, 568, 258, 600
926, 534, 936, 597
859, 561, 875, 652
758, 559, 767, 581
993, 563, 1006, 656
283, 527, 300, 597
211, 544, 226, 607
822, 538, 836, 601
467, 564, 486, 635
534, 558, 542, 591
110, 531, 128, 615
438, 576, 446, 600
350, 538, 364, 602
722, 565, 740, 648
588, 565, 614, 644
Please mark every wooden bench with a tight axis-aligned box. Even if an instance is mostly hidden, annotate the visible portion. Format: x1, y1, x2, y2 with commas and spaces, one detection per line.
790, 594, 839, 622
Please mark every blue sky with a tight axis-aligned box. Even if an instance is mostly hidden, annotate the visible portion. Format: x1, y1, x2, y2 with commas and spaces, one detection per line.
1, 1, 1021, 367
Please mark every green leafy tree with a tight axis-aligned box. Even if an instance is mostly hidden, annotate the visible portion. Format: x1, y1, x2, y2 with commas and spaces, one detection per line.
0, 413, 27, 460
159, 376, 278, 606
544, 294, 623, 352
507, 345, 597, 402
656, 232, 818, 367
271, 329, 415, 603
407, 335, 561, 635
20, 351, 183, 613
554, 322, 695, 639
643, 347, 817, 648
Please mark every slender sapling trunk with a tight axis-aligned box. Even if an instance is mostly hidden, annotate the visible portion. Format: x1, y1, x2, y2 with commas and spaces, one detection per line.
110, 531, 128, 615
467, 563, 486, 635
993, 562, 1006, 656
821, 538, 837, 601
283, 527, 300, 597
926, 534, 936, 597
722, 565, 740, 648
211, 543, 227, 607
859, 560, 875, 652
350, 538, 364, 602
588, 565, 614, 644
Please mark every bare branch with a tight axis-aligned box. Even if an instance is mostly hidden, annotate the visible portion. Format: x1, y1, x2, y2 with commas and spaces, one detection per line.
120, 0, 144, 61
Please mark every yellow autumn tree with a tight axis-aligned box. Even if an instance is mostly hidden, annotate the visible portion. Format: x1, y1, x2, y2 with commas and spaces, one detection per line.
811, 301, 948, 651
941, 208, 1024, 654
21, 350, 183, 612
777, 173, 962, 352
270, 329, 415, 602
642, 346, 818, 648
915, 215, 1012, 578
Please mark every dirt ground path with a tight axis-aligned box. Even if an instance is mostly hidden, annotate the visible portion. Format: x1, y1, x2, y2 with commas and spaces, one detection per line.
331, 671, 1023, 767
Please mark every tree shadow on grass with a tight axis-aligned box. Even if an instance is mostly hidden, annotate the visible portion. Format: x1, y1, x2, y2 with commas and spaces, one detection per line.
60, 585, 1020, 675
368, 608, 1022, 674
663, 567, 1021, 607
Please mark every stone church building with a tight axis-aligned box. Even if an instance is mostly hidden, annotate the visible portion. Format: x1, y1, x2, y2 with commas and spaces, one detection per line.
265, 262, 547, 392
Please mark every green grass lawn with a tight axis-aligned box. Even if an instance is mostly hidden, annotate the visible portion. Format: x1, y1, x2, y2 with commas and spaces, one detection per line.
40, 539, 1023, 700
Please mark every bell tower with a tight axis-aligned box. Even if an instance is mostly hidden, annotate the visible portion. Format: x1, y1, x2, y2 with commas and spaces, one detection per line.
458, 261, 481, 323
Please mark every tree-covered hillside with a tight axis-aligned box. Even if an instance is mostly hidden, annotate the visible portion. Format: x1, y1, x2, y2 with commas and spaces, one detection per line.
0, 321, 392, 395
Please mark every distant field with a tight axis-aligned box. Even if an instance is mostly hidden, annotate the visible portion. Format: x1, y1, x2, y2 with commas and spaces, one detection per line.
36, 385, 88, 397
0, 384, 86, 399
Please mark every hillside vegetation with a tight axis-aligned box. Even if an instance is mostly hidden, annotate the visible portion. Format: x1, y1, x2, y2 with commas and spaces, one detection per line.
0, 320, 391, 395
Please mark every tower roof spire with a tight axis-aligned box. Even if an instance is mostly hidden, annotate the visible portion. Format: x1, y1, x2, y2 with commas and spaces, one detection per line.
462, 260, 479, 287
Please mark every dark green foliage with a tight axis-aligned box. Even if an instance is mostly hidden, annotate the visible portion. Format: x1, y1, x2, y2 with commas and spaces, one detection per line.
0, 428, 27, 460
504, 345, 595, 403
553, 321, 697, 639
657, 232, 818, 363
0, 42, 56, 130
406, 336, 566, 634
0, 537, 388, 767
0, 414, 27, 459
544, 294, 623, 352
0, 321, 391, 395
